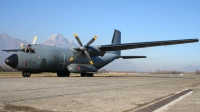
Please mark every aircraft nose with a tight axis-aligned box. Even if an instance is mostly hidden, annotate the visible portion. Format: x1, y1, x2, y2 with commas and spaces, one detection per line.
5, 54, 18, 68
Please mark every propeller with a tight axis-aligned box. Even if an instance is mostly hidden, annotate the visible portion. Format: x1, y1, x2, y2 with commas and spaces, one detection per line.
32, 36, 37, 44
70, 34, 97, 65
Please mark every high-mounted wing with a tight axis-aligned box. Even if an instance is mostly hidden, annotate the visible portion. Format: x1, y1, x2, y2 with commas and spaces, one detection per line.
118, 56, 147, 59
2, 49, 22, 52
99, 38, 198, 51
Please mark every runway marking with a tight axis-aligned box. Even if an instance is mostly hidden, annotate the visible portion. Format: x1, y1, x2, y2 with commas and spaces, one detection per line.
133, 89, 193, 112
154, 89, 193, 112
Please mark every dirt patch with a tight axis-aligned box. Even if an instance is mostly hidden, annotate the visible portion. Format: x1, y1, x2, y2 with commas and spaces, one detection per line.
3, 104, 53, 112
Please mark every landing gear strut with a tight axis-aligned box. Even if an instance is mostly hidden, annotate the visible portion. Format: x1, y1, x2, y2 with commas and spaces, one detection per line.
22, 72, 31, 77
57, 72, 70, 77
81, 73, 93, 77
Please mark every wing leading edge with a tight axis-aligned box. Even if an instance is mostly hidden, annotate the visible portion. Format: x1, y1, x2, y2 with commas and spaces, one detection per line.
99, 38, 198, 51
2, 49, 22, 52
118, 56, 147, 59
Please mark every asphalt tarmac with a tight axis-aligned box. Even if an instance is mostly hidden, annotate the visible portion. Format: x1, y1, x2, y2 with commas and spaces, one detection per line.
0, 74, 200, 112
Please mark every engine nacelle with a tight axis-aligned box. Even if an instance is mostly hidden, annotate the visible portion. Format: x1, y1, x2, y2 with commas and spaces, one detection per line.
87, 46, 105, 56
67, 64, 97, 73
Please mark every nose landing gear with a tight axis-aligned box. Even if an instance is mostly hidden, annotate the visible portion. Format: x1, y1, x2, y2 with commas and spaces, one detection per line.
22, 72, 31, 77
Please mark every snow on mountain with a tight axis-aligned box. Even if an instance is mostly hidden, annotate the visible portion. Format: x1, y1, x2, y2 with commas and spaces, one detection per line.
42, 34, 77, 47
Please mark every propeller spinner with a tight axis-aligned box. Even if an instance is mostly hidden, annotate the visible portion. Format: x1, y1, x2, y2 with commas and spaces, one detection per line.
70, 34, 97, 65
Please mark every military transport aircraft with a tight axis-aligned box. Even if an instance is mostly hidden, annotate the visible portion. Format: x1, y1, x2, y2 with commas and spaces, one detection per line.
2, 30, 199, 77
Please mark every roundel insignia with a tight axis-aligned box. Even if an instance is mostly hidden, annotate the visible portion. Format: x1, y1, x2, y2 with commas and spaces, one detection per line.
77, 65, 81, 70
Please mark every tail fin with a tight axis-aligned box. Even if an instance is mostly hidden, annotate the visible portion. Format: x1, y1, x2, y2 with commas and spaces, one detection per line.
108, 30, 121, 55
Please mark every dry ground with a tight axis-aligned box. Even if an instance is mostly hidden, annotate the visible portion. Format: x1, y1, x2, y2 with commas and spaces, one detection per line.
0, 72, 199, 112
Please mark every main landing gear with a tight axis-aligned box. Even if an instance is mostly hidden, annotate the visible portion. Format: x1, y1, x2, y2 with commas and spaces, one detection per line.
22, 72, 93, 77
81, 73, 94, 77
22, 71, 31, 77
57, 72, 70, 77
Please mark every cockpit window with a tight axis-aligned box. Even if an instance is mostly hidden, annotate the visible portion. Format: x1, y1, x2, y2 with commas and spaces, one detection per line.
20, 44, 35, 53
24, 49, 35, 53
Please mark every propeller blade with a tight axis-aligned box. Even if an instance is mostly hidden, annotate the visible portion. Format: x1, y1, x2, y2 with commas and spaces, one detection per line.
74, 33, 83, 46
71, 34, 97, 65
32, 36, 37, 44
70, 51, 83, 61
84, 50, 93, 65
85, 35, 97, 47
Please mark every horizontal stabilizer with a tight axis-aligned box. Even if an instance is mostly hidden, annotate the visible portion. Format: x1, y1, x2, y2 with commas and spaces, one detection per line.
118, 56, 147, 59
100, 38, 199, 51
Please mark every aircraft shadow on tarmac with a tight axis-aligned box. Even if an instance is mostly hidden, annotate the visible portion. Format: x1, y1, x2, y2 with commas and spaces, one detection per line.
71, 75, 195, 79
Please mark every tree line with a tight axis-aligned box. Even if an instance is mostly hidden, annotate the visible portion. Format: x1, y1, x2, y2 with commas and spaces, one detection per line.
195, 69, 200, 75
0, 65, 18, 72
149, 69, 200, 75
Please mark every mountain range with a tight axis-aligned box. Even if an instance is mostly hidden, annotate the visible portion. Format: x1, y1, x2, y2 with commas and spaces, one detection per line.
0, 33, 30, 65
181, 65, 200, 72
0, 33, 29, 49
103, 59, 140, 71
0, 33, 77, 65
42, 34, 77, 47
0, 33, 140, 71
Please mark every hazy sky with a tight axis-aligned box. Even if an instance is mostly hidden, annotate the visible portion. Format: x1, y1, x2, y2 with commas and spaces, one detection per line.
1, 0, 200, 71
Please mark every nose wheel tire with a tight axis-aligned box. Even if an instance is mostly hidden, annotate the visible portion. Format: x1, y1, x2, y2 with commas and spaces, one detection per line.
22, 72, 31, 77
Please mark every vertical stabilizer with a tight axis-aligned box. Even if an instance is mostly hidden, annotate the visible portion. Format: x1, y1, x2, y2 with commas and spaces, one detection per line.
108, 30, 121, 55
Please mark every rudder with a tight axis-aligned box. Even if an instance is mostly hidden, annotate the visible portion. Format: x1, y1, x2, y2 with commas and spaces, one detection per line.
108, 30, 121, 55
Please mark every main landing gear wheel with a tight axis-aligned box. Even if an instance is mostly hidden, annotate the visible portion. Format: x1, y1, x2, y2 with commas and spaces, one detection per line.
57, 72, 70, 77
81, 73, 93, 77
22, 72, 31, 77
